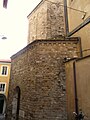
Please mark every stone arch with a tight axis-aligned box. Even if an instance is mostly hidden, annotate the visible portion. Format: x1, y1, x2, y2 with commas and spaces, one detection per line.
11, 86, 20, 120
0, 94, 6, 114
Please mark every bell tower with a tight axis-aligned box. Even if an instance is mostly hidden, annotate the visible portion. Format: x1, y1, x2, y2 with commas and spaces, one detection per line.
27, 0, 64, 44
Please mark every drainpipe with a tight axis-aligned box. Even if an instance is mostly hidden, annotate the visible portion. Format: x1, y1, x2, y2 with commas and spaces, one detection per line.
64, 0, 69, 36
73, 61, 79, 117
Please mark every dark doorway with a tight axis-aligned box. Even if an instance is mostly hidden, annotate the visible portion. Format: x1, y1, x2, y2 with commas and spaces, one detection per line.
0, 95, 5, 114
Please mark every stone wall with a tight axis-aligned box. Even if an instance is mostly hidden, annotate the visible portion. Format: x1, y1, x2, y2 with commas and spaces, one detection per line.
6, 37, 81, 120
27, 0, 64, 43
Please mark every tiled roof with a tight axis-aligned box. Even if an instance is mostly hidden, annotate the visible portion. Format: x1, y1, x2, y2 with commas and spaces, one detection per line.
0, 59, 11, 63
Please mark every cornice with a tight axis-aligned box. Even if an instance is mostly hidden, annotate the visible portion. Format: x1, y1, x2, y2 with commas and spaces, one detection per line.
11, 37, 80, 60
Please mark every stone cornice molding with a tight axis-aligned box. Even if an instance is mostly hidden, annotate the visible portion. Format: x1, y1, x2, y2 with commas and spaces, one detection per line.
11, 37, 80, 60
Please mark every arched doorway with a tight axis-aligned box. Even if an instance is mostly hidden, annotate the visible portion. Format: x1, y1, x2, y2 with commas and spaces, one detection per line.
0, 94, 6, 114
12, 86, 20, 120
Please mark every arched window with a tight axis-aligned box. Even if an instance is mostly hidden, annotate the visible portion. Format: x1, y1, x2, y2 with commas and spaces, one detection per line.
12, 86, 20, 120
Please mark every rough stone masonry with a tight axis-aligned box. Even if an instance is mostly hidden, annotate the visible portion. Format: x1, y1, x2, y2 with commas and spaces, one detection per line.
27, 0, 64, 43
6, 38, 81, 120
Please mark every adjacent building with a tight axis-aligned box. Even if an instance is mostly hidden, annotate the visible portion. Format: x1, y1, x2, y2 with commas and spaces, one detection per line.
65, 56, 90, 120
66, 0, 90, 57
65, 0, 90, 119
0, 59, 11, 114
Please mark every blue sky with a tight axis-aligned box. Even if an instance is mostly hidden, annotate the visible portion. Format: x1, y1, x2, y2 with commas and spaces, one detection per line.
0, 0, 41, 59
